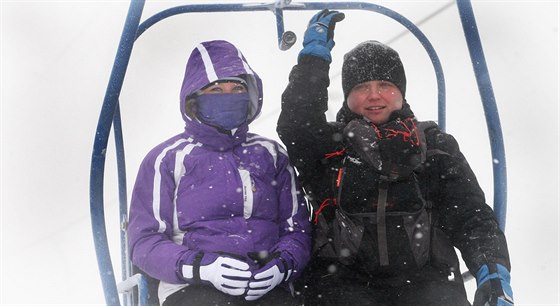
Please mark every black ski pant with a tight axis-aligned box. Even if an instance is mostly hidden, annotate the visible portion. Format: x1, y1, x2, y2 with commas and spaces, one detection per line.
300, 260, 471, 306
162, 284, 301, 306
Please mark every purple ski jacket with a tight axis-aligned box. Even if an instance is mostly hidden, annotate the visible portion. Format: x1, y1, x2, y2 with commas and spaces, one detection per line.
127, 40, 312, 287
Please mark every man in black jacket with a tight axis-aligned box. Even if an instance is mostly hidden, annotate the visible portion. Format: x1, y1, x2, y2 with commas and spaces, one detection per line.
277, 9, 513, 306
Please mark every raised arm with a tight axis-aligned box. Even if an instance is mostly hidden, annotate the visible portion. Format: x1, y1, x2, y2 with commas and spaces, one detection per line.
277, 10, 346, 179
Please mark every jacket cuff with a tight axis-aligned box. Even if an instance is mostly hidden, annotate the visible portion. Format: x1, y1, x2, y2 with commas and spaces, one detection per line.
298, 54, 331, 68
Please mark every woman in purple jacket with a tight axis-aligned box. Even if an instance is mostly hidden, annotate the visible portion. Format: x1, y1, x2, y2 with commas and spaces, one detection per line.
128, 40, 311, 306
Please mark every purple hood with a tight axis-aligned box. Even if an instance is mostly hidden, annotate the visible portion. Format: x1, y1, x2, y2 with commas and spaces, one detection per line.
179, 40, 263, 125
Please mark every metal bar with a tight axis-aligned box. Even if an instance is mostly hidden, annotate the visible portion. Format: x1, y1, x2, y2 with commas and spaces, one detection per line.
90, 0, 145, 305
137, 275, 149, 306
117, 274, 148, 306
136, 4, 268, 38
113, 102, 132, 306
457, 0, 507, 231
275, 7, 286, 47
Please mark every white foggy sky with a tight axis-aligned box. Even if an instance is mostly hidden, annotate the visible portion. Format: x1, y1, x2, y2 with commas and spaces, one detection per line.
1, 1, 559, 305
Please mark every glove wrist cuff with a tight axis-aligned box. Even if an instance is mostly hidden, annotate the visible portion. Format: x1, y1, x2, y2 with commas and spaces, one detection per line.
192, 252, 204, 281
277, 256, 290, 282
476, 263, 511, 286
299, 45, 332, 63
181, 251, 204, 281
276, 252, 295, 282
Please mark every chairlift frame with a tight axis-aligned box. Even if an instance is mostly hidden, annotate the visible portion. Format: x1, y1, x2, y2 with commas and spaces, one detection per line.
90, 1, 507, 305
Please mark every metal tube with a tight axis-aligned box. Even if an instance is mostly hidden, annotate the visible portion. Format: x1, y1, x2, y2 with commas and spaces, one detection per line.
90, 0, 145, 305
457, 0, 508, 231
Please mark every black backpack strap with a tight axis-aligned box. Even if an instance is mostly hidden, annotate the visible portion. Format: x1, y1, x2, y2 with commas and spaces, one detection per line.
376, 179, 390, 266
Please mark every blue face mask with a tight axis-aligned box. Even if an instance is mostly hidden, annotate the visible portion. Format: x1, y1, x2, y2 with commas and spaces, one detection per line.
195, 93, 250, 130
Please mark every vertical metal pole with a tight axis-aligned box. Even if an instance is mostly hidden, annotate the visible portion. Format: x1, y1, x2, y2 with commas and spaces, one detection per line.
457, 0, 507, 231
138, 275, 149, 306
275, 6, 297, 50
113, 103, 132, 306
275, 7, 286, 47
90, 0, 145, 305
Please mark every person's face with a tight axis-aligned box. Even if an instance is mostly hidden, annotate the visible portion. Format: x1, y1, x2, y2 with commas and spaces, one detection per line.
200, 81, 247, 95
347, 80, 403, 125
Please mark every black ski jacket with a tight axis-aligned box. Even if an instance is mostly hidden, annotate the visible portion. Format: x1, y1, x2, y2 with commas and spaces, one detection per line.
277, 56, 510, 281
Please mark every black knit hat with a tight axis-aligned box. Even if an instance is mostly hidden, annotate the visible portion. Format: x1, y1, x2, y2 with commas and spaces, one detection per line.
342, 40, 406, 100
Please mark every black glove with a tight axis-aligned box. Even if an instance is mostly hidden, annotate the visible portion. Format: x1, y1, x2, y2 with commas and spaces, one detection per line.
299, 9, 345, 62
344, 117, 422, 180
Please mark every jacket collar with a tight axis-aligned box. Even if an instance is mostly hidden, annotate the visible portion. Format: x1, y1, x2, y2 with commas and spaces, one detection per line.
184, 118, 247, 151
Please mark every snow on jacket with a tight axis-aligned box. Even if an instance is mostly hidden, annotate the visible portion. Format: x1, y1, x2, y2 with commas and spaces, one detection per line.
277, 55, 510, 278
128, 41, 312, 289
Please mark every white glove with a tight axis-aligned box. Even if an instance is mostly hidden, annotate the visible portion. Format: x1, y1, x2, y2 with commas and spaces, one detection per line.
245, 259, 292, 301
182, 255, 251, 296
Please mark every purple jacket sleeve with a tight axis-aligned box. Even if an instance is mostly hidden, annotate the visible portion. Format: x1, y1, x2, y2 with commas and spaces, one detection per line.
269, 144, 312, 280
127, 144, 193, 284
